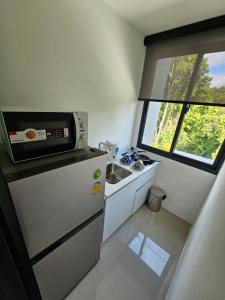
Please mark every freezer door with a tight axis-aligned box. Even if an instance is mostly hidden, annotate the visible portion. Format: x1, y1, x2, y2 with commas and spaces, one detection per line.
8, 154, 107, 258
33, 213, 104, 300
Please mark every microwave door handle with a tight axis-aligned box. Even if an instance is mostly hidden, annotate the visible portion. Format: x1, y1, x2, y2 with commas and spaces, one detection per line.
73, 113, 80, 149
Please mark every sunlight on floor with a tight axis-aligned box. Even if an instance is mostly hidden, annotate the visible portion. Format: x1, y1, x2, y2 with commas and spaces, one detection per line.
129, 232, 170, 276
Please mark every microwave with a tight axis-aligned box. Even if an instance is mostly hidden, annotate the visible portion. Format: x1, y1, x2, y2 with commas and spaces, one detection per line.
0, 111, 88, 163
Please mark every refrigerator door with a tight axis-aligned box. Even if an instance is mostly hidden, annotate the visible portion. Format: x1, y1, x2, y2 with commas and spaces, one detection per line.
33, 213, 104, 300
8, 154, 107, 258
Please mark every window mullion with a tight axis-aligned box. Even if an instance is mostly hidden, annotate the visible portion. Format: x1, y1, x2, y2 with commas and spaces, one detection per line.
169, 103, 189, 153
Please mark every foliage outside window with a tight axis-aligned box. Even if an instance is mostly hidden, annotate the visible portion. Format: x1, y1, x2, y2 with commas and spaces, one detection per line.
139, 51, 225, 173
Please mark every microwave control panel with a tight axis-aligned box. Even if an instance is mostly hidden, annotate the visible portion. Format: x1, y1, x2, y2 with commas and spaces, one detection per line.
46, 128, 69, 139
76, 112, 88, 148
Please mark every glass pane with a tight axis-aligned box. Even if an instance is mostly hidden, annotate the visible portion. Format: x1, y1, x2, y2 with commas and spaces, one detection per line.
175, 105, 225, 164
151, 54, 197, 100
191, 51, 225, 104
142, 102, 182, 152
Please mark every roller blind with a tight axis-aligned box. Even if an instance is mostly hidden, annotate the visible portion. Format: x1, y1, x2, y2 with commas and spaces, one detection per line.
139, 27, 225, 105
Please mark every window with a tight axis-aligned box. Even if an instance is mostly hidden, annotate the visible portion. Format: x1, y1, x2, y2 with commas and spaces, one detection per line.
151, 54, 197, 101
191, 52, 225, 104
142, 102, 183, 151
174, 105, 225, 165
138, 51, 225, 173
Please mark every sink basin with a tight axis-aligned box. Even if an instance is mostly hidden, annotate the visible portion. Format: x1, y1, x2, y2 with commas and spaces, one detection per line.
106, 163, 132, 184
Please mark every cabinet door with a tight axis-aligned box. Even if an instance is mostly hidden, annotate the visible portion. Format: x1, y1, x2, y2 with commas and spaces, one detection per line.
103, 184, 135, 242
133, 166, 158, 191
8, 155, 106, 258
132, 179, 153, 214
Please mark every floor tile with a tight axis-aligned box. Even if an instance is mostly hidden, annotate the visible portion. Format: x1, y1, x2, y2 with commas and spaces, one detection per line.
66, 206, 190, 300
65, 268, 115, 300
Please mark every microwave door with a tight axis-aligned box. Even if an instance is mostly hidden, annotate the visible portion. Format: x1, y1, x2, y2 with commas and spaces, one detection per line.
1, 112, 76, 163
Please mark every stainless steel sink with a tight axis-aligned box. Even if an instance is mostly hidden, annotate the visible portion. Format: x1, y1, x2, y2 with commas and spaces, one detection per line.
106, 163, 132, 184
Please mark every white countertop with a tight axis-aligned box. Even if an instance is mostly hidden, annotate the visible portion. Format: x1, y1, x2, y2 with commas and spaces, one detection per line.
104, 160, 160, 198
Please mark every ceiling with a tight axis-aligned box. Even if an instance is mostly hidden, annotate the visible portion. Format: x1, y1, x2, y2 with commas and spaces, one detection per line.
104, 0, 225, 35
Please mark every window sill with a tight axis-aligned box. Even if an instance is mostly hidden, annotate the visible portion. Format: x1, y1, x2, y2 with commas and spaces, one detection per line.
137, 143, 222, 175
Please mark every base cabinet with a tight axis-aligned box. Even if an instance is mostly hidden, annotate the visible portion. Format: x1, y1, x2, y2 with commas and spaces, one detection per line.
103, 165, 158, 242
132, 179, 153, 214
103, 184, 135, 242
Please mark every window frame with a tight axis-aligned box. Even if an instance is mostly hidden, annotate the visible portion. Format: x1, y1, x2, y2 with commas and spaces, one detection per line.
137, 100, 225, 174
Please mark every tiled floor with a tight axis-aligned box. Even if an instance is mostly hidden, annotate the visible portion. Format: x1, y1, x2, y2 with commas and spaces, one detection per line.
66, 206, 190, 300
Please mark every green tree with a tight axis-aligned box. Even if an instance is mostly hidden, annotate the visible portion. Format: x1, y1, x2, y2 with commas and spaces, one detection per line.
176, 106, 225, 159
152, 54, 225, 160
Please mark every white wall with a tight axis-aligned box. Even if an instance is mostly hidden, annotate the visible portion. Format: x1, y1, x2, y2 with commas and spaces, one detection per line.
150, 152, 215, 224
132, 102, 216, 224
166, 160, 225, 300
0, 0, 145, 152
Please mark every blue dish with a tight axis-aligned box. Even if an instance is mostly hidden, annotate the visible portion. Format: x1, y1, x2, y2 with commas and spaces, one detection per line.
120, 154, 134, 165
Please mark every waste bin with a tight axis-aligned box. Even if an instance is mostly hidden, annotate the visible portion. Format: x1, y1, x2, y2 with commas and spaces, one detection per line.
147, 186, 166, 212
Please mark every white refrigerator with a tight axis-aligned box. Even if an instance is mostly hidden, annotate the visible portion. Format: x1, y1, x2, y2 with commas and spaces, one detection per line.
8, 151, 107, 300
